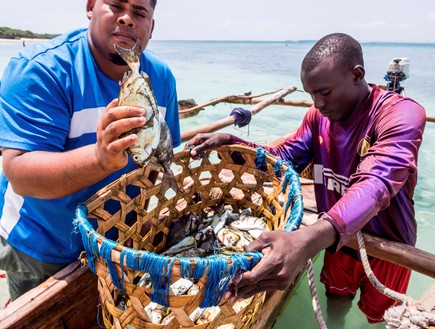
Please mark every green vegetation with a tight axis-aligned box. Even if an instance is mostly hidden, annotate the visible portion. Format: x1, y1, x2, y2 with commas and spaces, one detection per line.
0, 27, 59, 40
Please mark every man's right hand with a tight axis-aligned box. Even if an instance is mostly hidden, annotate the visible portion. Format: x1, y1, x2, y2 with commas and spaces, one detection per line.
185, 133, 233, 157
95, 99, 147, 172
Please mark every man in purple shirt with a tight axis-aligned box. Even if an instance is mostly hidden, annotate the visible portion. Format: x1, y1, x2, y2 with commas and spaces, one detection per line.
186, 33, 426, 323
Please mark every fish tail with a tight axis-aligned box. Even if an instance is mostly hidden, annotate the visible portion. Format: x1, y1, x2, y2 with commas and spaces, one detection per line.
161, 170, 179, 195
114, 40, 141, 70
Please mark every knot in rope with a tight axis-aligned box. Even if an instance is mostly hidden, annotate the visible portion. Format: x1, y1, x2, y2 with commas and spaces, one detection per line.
230, 107, 252, 127
255, 148, 268, 172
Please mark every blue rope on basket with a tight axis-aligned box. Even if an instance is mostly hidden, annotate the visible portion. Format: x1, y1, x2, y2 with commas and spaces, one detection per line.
257, 148, 304, 232
73, 146, 303, 308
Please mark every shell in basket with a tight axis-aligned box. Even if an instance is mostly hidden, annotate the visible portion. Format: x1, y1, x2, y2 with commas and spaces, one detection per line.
73, 145, 303, 329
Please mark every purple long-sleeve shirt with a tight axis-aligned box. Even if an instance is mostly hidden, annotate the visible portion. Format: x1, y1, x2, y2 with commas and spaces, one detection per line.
234, 85, 426, 254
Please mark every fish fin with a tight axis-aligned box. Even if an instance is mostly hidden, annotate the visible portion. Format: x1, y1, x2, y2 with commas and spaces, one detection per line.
160, 169, 179, 195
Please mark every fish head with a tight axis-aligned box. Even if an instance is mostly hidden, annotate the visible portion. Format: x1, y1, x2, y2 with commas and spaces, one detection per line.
128, 148, 150, 167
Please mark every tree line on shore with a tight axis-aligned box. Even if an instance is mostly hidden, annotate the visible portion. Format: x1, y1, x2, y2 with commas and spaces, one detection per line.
0, 27, 58, 40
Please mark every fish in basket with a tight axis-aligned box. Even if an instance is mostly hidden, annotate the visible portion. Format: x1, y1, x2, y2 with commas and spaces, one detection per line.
73, 144, 304, 329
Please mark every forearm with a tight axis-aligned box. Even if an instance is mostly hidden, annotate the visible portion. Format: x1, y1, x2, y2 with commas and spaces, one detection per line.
301, 219, 338, 259
2, 146, 116, 199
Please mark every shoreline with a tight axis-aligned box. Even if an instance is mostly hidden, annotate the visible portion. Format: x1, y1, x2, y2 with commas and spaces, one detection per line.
0, 38, 50, 44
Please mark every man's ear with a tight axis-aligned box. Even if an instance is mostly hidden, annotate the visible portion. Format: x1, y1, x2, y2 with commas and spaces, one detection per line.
149, 19, 155, 40
353, 65, 365, 84
86, 0, 96, 20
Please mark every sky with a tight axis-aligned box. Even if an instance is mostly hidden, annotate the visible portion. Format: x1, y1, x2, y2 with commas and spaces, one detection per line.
1, 0, 434, 43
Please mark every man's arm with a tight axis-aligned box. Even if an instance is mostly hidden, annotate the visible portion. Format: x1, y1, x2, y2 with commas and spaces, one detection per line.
226, 219, 337, 301
326, 99, 426, 250
2, 101, 147, 199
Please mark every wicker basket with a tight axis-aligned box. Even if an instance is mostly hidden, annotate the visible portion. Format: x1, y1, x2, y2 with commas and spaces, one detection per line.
74, 145, 303, 329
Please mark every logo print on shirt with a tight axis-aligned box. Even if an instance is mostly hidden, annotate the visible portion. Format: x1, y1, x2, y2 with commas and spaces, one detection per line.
313, 164, 349, 196
319, 135, 324, 145
357, 135, 371, 157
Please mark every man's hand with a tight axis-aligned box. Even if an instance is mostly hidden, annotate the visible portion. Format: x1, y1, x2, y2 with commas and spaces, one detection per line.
185, 133, 233, 157
225, 230, 308, 301
225, 219, 337, 302
95, 99, 147, 171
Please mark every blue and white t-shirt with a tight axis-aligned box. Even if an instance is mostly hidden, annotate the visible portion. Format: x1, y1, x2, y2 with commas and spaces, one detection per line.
0, 29, 181, 264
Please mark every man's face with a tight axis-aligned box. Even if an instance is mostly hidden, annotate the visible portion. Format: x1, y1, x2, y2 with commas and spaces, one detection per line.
87, 0, 155, 65
301, 58, 359, 122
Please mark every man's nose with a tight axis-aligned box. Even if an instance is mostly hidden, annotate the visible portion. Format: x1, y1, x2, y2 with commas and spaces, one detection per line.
117, 13, 135, 28
312, 95, 325, 109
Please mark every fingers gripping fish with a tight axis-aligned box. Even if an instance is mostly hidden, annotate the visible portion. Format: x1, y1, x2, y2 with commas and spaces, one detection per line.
115, 40, 178, 194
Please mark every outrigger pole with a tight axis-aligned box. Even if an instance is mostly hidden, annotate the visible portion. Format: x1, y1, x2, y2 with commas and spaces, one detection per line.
180, 86, 297, 142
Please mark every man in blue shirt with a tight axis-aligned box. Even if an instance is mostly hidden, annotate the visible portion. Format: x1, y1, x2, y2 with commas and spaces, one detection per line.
0, 0, 181, 301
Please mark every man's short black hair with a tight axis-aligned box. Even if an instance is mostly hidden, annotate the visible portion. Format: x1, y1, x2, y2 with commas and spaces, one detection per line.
151, 0, 157, 9
302, 33, 364, 73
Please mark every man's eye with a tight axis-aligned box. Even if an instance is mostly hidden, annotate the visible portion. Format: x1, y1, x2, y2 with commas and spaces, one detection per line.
320, 90, 330, 96
110, 3, 122, 10
135, 11, 146, 18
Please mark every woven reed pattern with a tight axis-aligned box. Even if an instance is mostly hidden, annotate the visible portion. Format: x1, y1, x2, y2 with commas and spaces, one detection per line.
74, 145, 302, 329
299, 162, 313, 180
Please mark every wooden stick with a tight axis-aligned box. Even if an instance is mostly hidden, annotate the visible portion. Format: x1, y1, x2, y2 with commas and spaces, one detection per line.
178, 91, 253, 115
227, 99, 435, 124
178, 88, 285, 115
180, 86, 297, 142
346, 232, 435, 279
226, 97, 313, 108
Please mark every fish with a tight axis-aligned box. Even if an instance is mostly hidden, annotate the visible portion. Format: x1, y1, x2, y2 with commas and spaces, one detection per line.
114, 40, 178, 193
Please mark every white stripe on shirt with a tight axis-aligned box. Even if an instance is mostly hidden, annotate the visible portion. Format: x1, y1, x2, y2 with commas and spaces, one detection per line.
0, 183, 24, 239
68, 106, 167, 139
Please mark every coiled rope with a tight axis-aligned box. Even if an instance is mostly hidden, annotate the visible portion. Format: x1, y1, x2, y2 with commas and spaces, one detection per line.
305, 230, 435, 329
356, 231, 435, 328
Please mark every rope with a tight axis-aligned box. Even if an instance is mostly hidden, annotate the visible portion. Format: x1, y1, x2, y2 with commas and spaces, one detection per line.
264, 149, 326, 328
304, 229, 435, 329
306, 259, 327, 329
356, 231, 435, 328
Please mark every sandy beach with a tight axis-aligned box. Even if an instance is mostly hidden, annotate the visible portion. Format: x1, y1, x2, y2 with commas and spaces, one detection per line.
0, 38, 49, 44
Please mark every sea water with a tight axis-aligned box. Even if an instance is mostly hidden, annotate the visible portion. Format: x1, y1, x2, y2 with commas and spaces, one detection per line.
1, 40, 434, 328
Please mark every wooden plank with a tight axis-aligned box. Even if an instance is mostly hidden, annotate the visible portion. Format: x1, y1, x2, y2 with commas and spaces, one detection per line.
0, 261, 99, 329
238, 183, 318, 329
250, 267, 307, 329
346, 233, 435, 279
226, 97, 313, 108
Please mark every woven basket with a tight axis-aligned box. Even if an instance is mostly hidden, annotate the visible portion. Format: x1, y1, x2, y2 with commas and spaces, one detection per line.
74, 145, 303, 329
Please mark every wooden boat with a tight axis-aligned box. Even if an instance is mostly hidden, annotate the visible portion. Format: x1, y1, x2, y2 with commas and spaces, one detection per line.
1, 87, 435, 329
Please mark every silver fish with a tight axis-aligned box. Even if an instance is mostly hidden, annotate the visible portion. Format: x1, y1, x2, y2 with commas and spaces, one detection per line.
115, 40, 178, 193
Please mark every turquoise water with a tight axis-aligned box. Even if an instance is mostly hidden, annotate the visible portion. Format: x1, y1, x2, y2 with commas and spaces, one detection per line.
1, 40, 435, 327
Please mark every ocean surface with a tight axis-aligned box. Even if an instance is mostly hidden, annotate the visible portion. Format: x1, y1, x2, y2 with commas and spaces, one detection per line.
1, 39, 434, 328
